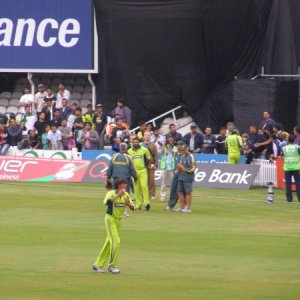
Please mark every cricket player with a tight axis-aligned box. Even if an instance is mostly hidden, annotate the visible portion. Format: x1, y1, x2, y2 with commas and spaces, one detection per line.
128, 137, 152, 210
225, 129, 243, 164
93, 179, 134, 274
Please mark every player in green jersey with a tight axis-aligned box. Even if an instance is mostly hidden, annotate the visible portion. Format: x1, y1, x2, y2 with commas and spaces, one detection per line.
92, 179, 134, 274
225, 129, 243, 164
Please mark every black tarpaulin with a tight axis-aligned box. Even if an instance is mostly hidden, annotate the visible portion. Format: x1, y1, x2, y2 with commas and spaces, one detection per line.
93, 0, 300, 130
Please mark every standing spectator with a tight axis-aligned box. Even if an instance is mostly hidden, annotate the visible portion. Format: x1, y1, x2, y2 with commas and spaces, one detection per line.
241, 133, 253, 164
110, 118, 129, 144
34, 112, 48, 138
73, 108, 84, 152
160, 137, 177, 202
280, 132, 289, 148
47, 124, 63, 150
142, 131, 159, 200
58, 120, 74, 150
111, 98, 132, 128
34, 84, 47, 114
19, 86, 34, 113
59, 99, 72, 121
146, 123, 153, 133
215, 127, 227, 154
268, 134, 282, 160
0, 123, 9, 155
273, 123, 284, 141
41, 125, 51, 150
44, 88, 57, 103
282, 136, 300, 202
225, 122, 236, 136
225, 129, 243, 164
0, 111, 8, 125
56, 83, 70, 109
42, 98, 54, 123
293, 126, 300, 146
202, 127, 216, 154
49, 109, 62, 128
166, 124, 182, 143
112, 137, 122, 152
67, 103, 78, 129
92, 179, 134, 274
20, 105, 36, 138
136, 122, 147, 141
183, 125, 203, 153
259, 111, 276, 130
93, 104, 107, 150
150, 126, 165, 154
177, 144, 196, 213
128, 138, 152, 210
83, 104, 95, 125
165, 141, 185, 211
77, 122, 99, 150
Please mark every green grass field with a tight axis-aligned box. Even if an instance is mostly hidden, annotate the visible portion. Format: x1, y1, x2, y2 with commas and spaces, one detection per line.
1, 182, 300, 300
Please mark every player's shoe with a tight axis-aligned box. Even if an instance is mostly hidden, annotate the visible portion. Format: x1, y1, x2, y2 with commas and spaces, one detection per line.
173, 207, 183, 212
164, 206, 172, 211
135, 206, 141, 211
124, 209, 130, 217
181, 207, 192, 213
92, 264, 105, 273
108, 266, 120, 274
145, 204, 151, 211
151, 196, 156, 200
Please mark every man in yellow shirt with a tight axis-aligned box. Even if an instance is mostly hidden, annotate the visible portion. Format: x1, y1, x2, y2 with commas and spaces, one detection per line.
93, 179, 134, 274
128, 137, 152, 210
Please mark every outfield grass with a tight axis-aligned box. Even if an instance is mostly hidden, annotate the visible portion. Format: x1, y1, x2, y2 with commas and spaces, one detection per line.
1, 182, 300, 300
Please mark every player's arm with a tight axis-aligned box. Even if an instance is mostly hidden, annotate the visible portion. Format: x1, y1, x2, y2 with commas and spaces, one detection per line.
185, 154, 196, 173
125, 195, 135, 211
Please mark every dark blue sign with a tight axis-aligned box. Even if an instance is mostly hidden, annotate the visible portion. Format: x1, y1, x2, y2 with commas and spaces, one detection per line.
0, 0, 95, 72
82, 150, 245, 164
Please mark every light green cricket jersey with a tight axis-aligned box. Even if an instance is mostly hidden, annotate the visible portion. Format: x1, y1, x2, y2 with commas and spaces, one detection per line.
226, 135, 242, 155
128, 146, 151, 171
104, 190, 133, 219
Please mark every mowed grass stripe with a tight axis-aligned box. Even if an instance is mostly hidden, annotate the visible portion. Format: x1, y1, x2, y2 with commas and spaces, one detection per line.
1, 182, 300, 299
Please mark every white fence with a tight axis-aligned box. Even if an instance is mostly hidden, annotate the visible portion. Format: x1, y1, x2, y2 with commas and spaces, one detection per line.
252, 159, 277, 187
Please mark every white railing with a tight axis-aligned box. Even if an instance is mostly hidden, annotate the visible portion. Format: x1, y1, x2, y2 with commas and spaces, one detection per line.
252, 159, 277, 187
130, 105, 182, 132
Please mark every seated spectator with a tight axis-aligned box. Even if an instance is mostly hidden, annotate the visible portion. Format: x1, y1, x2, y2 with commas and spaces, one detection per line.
110, 118, 129, 144
150, 126, 165, 154
41, 125, 51, 150
34, 112, 49, 138
20, 105, 36, 138
35, 84, 47, 114
0, 111, 8, 125
259, 111, 276, 130
165, 124, 182, 143
27, 130, 41, 149
137, 121, 147, 141
47, 124, 63, 150
77, 122, 99, 150
0, 123, 9, 155
6, 118, 23, 150
59, 99, 72, 121
67, 103, 78, 129
215, 127, 227, 154
202, 127, 216, 154
56, 83, 70, 109
19, 86, 34, 113
183, 125, 203, 153
111, 98, 132, 128
50, 109, 62, 128
58, 120, 74, 150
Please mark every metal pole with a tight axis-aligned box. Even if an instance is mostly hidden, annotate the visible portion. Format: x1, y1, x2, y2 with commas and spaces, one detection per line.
27, 73, 35, 97
88, 74, 96, 109
261, 66, 265, 75
260, 74, 300, 78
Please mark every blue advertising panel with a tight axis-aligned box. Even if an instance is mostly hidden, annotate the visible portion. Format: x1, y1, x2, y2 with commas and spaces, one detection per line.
82, 150, 245, 164
0, 0, 96, 72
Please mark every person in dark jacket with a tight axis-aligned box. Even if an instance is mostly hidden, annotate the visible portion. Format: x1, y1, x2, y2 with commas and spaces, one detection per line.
215, 127, 227, 154
183, 125, 203, 153
202, 127, 216, 154
166, 124, 182, 143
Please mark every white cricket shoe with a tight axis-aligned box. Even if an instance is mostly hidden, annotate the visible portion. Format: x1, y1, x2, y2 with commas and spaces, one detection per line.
108, 266, 120, 274
173, 207, 183, 212
181, 207, 192, 213
92, 264, 105, 273
151, 196, 156, 200
164, 206, 171, 211
124, 209, 130, 217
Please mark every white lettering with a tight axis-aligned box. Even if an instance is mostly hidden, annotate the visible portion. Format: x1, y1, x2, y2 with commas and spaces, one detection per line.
59, 19, 80, 47
0, 160, 38, 173
239, 171, 252, 184
208, 169, 252, 184
194, 169, 206, 182
0, 18, 13, 46
14, 19, 36, 46
209, 169, 221, 182
37, 18, 58, 47
0, 17, 81, 48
